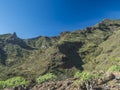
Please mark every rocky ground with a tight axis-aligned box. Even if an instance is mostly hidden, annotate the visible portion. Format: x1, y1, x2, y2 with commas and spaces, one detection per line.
3, 72, 120, 90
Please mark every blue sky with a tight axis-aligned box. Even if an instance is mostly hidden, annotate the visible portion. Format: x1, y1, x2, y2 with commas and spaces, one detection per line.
0, 0, 120, 38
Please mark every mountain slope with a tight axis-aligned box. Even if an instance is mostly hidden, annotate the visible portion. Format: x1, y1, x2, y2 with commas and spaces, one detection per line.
0, 19, 120, 81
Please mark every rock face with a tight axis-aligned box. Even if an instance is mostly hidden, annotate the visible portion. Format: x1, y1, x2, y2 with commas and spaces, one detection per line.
31, 78, 76, 90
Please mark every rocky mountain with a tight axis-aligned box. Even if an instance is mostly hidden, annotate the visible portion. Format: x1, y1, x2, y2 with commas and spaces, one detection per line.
0, 19, 120, 89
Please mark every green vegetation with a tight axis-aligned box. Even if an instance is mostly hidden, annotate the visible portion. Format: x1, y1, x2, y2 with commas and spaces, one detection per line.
74, 71, 100, 83
0, 77, 28, 89
74, 71, 104, 88
108, 65, 120, 72
36, 73, 56, 84
114, 57, 120, 62
0, 19, 120, 84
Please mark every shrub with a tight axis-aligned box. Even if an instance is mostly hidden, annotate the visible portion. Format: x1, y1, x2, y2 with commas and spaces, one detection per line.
0, 76, 28, 89
79, 72, 91, 82
5, 77, 28, 87
74, 71, 91, 83
74, 71, 101, 83
74, 71, 82, 78
0, 81, 5, 89
74, 71, 103, 89
36, 73, 56, 84
108, 65, 120, 72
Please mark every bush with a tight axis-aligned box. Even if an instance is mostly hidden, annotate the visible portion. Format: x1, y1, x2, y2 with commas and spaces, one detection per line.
74, 71, 103, 89
0, 76, 28, 89
108, 65, 120, 72
74, 71, 82, 78
0, 81, 5, 89
5, 77, 28, 87
74, 71, 101, 83
36, 73, 56, 84
74, 71, 91, 82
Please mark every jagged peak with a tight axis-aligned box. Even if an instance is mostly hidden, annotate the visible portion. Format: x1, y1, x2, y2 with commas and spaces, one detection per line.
10, 32, 19, 40
0, 32, 19, 39
12, 32, 17, 37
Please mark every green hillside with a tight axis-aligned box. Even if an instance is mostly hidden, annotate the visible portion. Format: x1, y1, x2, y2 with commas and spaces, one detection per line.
0, 19, 120, 82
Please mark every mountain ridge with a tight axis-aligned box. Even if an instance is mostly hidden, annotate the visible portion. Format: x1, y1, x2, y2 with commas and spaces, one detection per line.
0, 19, 120, 81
